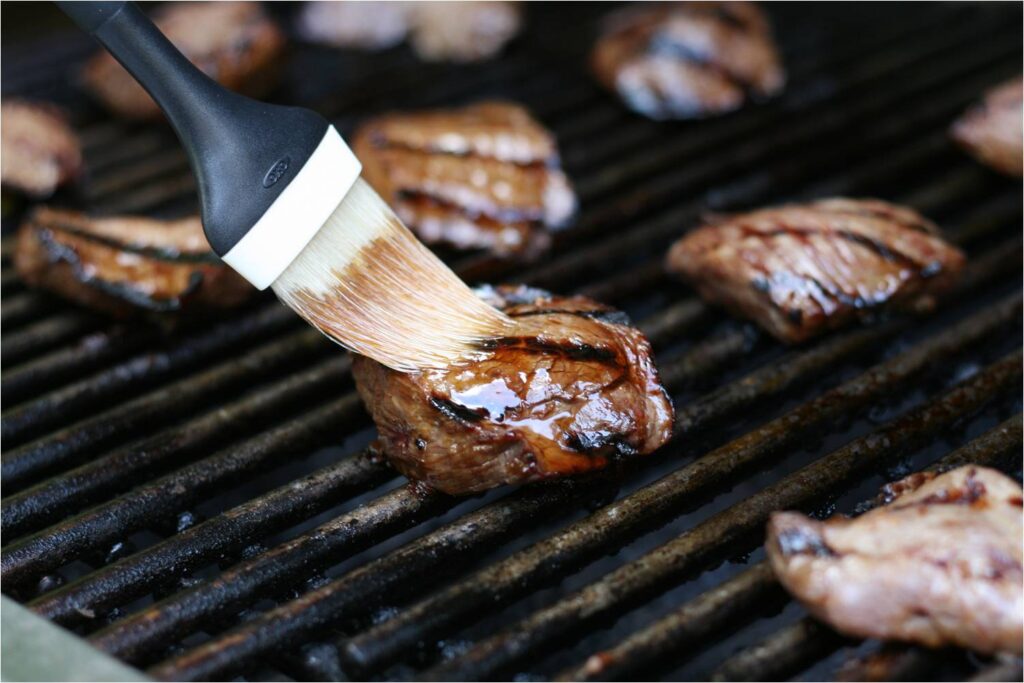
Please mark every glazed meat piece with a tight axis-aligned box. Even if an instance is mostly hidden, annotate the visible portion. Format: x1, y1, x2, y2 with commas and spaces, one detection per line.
951, 78, 1023, 177
83, 2, 285, 120
354, 101, 576, 258
767, 466, 1023, 655
296, 1, 520, 62
591, 2, 785, 120
665, 199, 965, 343
352, 285, 675, 495
1, 101, 82, 197
15, 207, 253, 317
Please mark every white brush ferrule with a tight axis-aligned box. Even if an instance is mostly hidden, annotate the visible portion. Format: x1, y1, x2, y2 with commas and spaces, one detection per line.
222, 126, 362, 290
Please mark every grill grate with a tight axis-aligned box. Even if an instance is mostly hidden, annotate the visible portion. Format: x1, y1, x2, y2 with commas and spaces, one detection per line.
2, 3, 1022, 681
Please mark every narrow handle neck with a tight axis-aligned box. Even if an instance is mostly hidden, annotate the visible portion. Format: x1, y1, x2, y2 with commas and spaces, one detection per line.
56, 1, 333, 259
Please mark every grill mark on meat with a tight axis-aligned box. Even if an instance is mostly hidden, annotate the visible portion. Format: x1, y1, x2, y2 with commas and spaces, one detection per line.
429, 396, 488, 424
35, 228, 206, 312
739, 224, 929, 271
819, 206, 935, 235
475, 336, 622, 365
371, 136, 554, 170
647, 40, 753, 100
40, 220, 221, 263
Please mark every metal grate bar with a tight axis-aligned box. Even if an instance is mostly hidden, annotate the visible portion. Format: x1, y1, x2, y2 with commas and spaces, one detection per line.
1, 338, 347, 539
1, 305, 295, 449
1, 312, 99, 368
1, 392, 368, 593
1, 325, 163, 407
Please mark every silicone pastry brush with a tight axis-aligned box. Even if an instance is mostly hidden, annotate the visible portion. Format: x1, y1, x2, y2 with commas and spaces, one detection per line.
57, 1, 514, 371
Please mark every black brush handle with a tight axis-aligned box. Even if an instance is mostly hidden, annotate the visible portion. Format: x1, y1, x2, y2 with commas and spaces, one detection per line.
56, 1, 329, 257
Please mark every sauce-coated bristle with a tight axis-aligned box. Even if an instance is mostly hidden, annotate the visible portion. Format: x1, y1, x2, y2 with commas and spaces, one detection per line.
272, 178, 516, 372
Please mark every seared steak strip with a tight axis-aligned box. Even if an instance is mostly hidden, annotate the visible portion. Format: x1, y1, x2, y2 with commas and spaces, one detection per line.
354, 101, 576, 259
15, 207, 253, 317
767, 466, 1023, 655
352, 285, 674, 494
591, 1, 785, 120
665, 198, 965, 343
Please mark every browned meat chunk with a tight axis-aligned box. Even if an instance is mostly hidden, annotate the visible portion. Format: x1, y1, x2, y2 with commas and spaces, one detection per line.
591, 1, 785, 120
297, 1, 520, 62
665, 199, 966, 343
82, 2, 285, 120
15, 207, 253, 317
1, 101, 82, 197
352, 285, 675, 495
354, 102, 576, 258
409, 2, 521, 63
297, 1, 410, 50
767, 466, 1023, 655
951, 78, 1023, 177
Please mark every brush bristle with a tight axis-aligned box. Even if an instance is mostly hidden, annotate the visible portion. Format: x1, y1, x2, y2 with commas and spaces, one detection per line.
272, 177, 516, 372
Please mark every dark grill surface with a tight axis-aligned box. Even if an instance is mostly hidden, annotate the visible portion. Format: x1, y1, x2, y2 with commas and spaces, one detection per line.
2, 3, 1022, 681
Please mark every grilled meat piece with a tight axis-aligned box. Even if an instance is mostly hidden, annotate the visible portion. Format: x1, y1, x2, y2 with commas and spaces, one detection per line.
409, 1, 521, 63
1, 100, 82, 197
591, 1, 785, 120
296, 1, 410, 50
767, 466, 1023, 655
354, 101, 576, 258
82, 2, 285, 120
665, 199, 966, 343
296, 1, 520, 62
352, 285, 675, 495
15, 207, 252, 317
951, 78, 1023, 177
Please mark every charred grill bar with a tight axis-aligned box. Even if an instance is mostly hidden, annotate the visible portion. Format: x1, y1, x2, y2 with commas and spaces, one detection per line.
1, 3, 1021, 681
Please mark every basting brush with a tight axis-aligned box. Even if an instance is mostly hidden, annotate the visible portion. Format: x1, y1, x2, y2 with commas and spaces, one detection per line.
57, 1, 514, 371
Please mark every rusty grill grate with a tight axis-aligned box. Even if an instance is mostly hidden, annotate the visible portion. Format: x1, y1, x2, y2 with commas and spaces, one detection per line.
2, 3, 1022, 681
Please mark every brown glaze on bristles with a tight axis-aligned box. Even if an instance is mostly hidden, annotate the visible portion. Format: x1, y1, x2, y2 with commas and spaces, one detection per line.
272, 178, 515, 371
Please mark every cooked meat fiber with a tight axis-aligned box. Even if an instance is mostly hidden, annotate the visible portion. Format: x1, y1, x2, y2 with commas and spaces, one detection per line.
767, 466, 1023, 655
1, 101, 82, 197
352, 286, 675, 495
15, 207, 252, 317
665, 199, 966, 344
83, 2, 285, 120
297, 1, 520, 62
354, 101, 576, 258
951, 78, 1023, 177
591, 2, 785, 120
